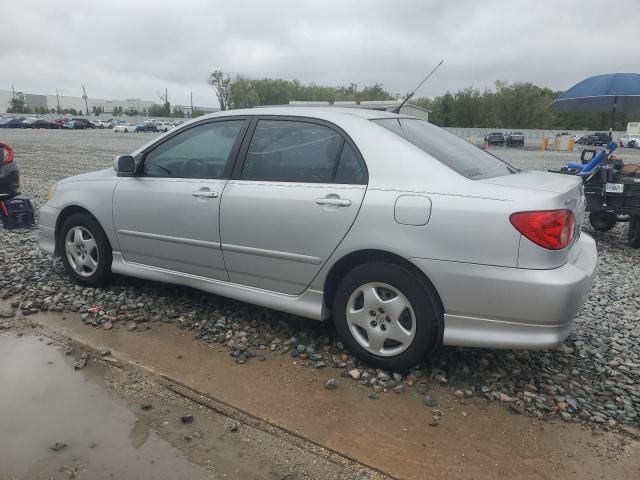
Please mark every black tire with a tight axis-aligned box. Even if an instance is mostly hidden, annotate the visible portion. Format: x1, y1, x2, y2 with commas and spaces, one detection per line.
589, 211, 617, 232
629, 215, 640, 248
59, 213, 112, 286
332, 262, 442, 371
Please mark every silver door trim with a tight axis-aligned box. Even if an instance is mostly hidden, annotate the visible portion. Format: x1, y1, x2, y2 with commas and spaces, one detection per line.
118, 229, 221, 250
221, 243, 322, 265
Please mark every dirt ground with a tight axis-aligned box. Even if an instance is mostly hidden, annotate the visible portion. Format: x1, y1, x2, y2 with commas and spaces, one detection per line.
1, 304, 639, 480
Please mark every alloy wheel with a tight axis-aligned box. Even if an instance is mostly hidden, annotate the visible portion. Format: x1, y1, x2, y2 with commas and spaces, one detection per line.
65, 226, 99, 277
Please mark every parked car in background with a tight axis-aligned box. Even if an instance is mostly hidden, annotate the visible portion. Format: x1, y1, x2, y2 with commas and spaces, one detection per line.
22, 118, 54, 129
506, 132, 525, 146
135, 122, 159, 133
155, 121, 173, 132
38, 107, 597, 370
585, 132, 609, 146
0, 142, 20, 199
63, 120, 82, 130
113, 122, 137, 133
71, 118, 95, 129
92, 120, 110, 129
485, 132, 506, 145
620, 134, 640, 148
50, 119, 67, 129
0, 117, 27, 128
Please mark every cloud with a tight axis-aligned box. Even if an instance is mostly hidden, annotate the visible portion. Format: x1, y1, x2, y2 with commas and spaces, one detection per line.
1, 0, 638, 108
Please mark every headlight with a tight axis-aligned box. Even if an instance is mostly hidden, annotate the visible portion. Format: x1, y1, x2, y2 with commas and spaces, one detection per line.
47, 183, 58, 200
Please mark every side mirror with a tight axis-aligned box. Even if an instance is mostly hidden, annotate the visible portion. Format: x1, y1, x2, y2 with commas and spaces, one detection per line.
114, 155, 136, 174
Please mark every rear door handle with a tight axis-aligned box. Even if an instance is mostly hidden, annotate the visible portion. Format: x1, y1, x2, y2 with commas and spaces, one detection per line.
315, 197, 351, 207
192, 189, 218, 198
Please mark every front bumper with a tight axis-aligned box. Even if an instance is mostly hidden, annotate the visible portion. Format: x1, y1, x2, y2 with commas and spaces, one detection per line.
38, 203, 60, 256
411, 233, 598, 349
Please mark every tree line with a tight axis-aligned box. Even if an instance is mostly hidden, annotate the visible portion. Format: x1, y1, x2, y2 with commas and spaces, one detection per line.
208, 72, 633, 131
208, 70, 394, 111
411, 81, 632, 131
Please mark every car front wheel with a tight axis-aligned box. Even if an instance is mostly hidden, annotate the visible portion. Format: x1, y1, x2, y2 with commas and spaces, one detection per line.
332, 262, 441, 371
60, 213, 112, 286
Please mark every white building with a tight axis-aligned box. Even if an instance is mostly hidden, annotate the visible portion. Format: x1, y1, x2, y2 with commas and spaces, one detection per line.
0, 89, 216, 116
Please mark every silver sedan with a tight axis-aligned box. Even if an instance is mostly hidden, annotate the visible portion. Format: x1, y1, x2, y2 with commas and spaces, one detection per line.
39, 107, 598, 370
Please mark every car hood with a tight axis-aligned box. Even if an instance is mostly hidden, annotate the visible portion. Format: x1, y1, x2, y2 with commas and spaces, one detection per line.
478, 170, 582, 193
60, 168, 116, 184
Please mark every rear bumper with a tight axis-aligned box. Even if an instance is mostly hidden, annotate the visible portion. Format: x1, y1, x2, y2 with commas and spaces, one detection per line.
411, 233, 598, 349
38, 204, 59, 256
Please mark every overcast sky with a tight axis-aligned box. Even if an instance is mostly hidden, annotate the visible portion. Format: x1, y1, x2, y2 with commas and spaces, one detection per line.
2, 0, 638, 108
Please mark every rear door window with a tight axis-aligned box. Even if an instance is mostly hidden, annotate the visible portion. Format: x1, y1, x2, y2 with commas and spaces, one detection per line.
241, 120, 343, 183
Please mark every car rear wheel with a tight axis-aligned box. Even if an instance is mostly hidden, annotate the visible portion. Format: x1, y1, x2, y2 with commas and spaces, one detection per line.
332, 262, 441, 371
60, 213, 112, 286
628, 215, 640, 248
589, 211, 617, 232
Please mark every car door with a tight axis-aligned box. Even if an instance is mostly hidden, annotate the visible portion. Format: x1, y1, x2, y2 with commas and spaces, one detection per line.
219, 117, 368, 295
112, 117, 249, 280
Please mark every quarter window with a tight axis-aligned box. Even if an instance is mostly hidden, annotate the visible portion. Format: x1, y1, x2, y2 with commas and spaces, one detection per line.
144, 120, 245, 179
334, 143, 365, 184
241, 120, 343, 183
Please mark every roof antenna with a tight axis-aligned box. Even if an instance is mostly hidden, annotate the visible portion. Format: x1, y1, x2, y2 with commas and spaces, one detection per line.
391, 59, 444, 113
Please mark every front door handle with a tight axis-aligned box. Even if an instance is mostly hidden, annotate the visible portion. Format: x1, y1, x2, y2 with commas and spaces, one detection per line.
192, 189, 218, 198
315, 197, 351, 207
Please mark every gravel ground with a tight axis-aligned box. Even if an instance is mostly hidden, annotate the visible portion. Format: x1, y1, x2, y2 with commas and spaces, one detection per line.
2, 129, 640, 435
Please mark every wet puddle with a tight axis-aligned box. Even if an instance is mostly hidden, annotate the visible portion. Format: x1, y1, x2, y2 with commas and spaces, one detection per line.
0, 333, 211, 480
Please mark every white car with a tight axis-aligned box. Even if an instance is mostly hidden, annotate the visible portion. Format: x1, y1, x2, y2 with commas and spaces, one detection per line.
156, 121, 173, 132
620, 135, 640, 148
113, 123, 137, 133
92, 120, 110, 129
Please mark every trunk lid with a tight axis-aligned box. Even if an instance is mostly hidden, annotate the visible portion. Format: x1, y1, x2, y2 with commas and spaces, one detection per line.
479, 171, 586, 268
479, 170, 582, 194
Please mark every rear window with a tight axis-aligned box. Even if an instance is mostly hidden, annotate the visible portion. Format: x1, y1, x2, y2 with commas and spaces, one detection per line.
373, 118, 517, 179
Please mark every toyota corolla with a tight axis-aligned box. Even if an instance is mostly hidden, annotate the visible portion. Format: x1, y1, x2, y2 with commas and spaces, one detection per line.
39, 107, 598, 370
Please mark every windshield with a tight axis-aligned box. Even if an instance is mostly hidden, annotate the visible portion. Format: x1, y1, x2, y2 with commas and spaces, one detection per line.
373, 118, 517, 179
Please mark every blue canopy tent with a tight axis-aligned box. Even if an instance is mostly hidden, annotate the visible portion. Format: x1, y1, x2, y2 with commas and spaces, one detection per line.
551, 73, 640, 140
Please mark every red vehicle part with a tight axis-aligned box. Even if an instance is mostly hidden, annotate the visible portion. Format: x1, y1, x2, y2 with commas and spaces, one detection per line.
1, 142, 15, 165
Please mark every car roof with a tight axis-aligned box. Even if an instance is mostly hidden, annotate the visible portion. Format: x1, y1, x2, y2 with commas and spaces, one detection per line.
198, 106, 417, 123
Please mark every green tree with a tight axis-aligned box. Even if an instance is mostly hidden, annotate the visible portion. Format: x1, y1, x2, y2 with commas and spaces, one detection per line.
148, 104, 170, 117
7, 96, 26, 113
208, 70, 232, 110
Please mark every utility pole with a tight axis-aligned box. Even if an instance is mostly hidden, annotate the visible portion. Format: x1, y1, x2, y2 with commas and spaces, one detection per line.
56, 89, 61, 115
157, 88, 170, 117
82, 85, 89, 117
164, 88, 171, 118
190, 91, 193, 118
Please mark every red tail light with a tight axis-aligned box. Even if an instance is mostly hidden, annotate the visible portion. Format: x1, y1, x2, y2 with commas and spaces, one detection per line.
1, 143, 15, 165
510, 209, 576, 250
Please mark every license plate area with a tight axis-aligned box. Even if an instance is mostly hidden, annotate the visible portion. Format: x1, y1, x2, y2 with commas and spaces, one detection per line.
605, 183, 624, 194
